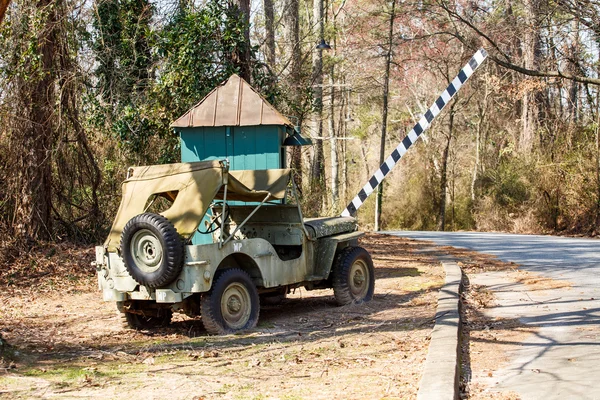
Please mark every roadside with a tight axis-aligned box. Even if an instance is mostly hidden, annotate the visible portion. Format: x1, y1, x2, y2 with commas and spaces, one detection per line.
413, 243, 532, 399
390, 231, 600, 400
0, 234, 443, 399
435, 244, 579, 399
457, 253, 536, 400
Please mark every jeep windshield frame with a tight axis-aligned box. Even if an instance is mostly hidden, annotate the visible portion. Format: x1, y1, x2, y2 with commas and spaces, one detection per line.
215, 174, 312, 248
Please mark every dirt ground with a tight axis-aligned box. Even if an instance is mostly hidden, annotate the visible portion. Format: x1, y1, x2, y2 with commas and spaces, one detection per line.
0, 234, 444, 400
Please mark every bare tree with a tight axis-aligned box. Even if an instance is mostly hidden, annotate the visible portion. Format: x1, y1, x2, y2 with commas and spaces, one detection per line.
328, 3, 345, 209
436, 0, 600, 86
12, 0, 58, 241
310, 0, 326, 210
437, 101, 457, 231
567, 18, 580, 124
232, 0, 251, 81
3, 0, 103, 242
374, 0, 397, 231
328, 70, 339, 207
283, 0, 301, 78
282, 0, 304, 189
263, 0, 275, 66
520, 0, 542, 153
471, 79, 490, 202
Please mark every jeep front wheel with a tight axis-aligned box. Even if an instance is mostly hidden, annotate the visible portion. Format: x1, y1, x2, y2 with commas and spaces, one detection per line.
201, 269, 260, 335
332, 246, 375, 305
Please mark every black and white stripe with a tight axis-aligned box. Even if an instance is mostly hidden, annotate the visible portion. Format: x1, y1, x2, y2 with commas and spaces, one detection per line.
341, 48, 488, 217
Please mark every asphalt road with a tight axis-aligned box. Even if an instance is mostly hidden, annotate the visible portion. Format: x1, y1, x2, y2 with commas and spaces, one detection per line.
385, 231, 600, 399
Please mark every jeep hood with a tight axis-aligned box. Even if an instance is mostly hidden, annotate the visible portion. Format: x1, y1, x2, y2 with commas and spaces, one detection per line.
104, 160, 291, 251
303, 217, 358, 239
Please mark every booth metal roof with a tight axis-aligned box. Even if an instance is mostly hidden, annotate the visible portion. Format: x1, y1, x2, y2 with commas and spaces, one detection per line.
171, 74, 293, 128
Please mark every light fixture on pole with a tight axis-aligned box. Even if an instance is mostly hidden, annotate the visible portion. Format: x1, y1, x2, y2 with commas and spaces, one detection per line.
316, 39, 331, 50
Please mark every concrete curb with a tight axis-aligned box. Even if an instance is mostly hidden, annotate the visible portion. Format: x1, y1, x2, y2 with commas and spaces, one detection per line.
417, 257, 462, 400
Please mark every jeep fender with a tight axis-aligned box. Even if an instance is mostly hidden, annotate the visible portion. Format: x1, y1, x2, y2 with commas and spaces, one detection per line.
313, 231, 364, 279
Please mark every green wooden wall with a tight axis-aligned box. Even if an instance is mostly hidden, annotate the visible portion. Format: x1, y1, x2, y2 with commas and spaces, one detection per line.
177, 125, 287, 244
179, 126, 286, 170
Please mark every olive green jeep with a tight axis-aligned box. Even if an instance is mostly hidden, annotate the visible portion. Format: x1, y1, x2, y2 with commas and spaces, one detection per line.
95, 160, 375, 334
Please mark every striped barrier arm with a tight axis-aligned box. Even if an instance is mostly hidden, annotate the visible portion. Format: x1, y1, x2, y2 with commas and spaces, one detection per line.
341, 48, 488, 217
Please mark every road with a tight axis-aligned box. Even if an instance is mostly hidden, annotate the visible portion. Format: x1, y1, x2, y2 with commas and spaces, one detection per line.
385, 231, 600, 399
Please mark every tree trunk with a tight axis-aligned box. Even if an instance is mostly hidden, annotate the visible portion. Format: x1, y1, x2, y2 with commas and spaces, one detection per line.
310, 0, 325, 210
0, 0, 10, 24
471, 116, 482, 202
341, 78, 349, 203
360, 143, 370, 181
329, 63, 339, 207
283, 0, 300, 79
0, 332, 8, 357
568, 19, 580, 124
595, 90, 600, 228
233, 0, 251, 82
520, 0, 541, 153
375, 0, 396, 231
283, 0, 303, 190
13, 0, 58, 241
471, 83, 489, 202
338, 14, 348, 206
311, 125, 326, 210
438, 105, 456, 231
263, 0, 275, 67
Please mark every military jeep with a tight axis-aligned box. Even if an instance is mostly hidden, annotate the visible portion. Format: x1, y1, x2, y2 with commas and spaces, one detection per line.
95, 160, 375, 334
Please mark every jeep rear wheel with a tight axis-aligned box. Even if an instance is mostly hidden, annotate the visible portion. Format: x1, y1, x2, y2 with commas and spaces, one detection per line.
201, 269, 260, 335
120, 213, 183, 288
332, 246, 375, 305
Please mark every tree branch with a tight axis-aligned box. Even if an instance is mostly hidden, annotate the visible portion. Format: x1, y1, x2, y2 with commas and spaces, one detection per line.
437, 0, 600, 86
490, 54, 600, 85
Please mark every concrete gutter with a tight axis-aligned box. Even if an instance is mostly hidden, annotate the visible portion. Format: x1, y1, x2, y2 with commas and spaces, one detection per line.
417, 257, 462, 400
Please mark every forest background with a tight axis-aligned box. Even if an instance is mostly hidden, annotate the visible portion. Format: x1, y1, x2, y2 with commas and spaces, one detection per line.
1, 0, 600, 251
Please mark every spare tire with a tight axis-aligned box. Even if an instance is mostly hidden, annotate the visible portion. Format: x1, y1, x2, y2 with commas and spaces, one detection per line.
120, 213, 183, 288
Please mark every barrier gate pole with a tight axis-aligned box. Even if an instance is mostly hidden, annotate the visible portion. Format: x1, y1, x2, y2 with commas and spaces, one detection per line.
341, 48, 489, 218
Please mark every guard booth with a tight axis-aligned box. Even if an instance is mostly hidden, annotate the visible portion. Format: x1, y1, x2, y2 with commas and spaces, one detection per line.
171, 74, 311, 243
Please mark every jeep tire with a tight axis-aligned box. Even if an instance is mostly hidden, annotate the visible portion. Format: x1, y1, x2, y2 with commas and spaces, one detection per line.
332, 246, 375, 305
201, 268, 260, 335
120, 213, 183, 288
